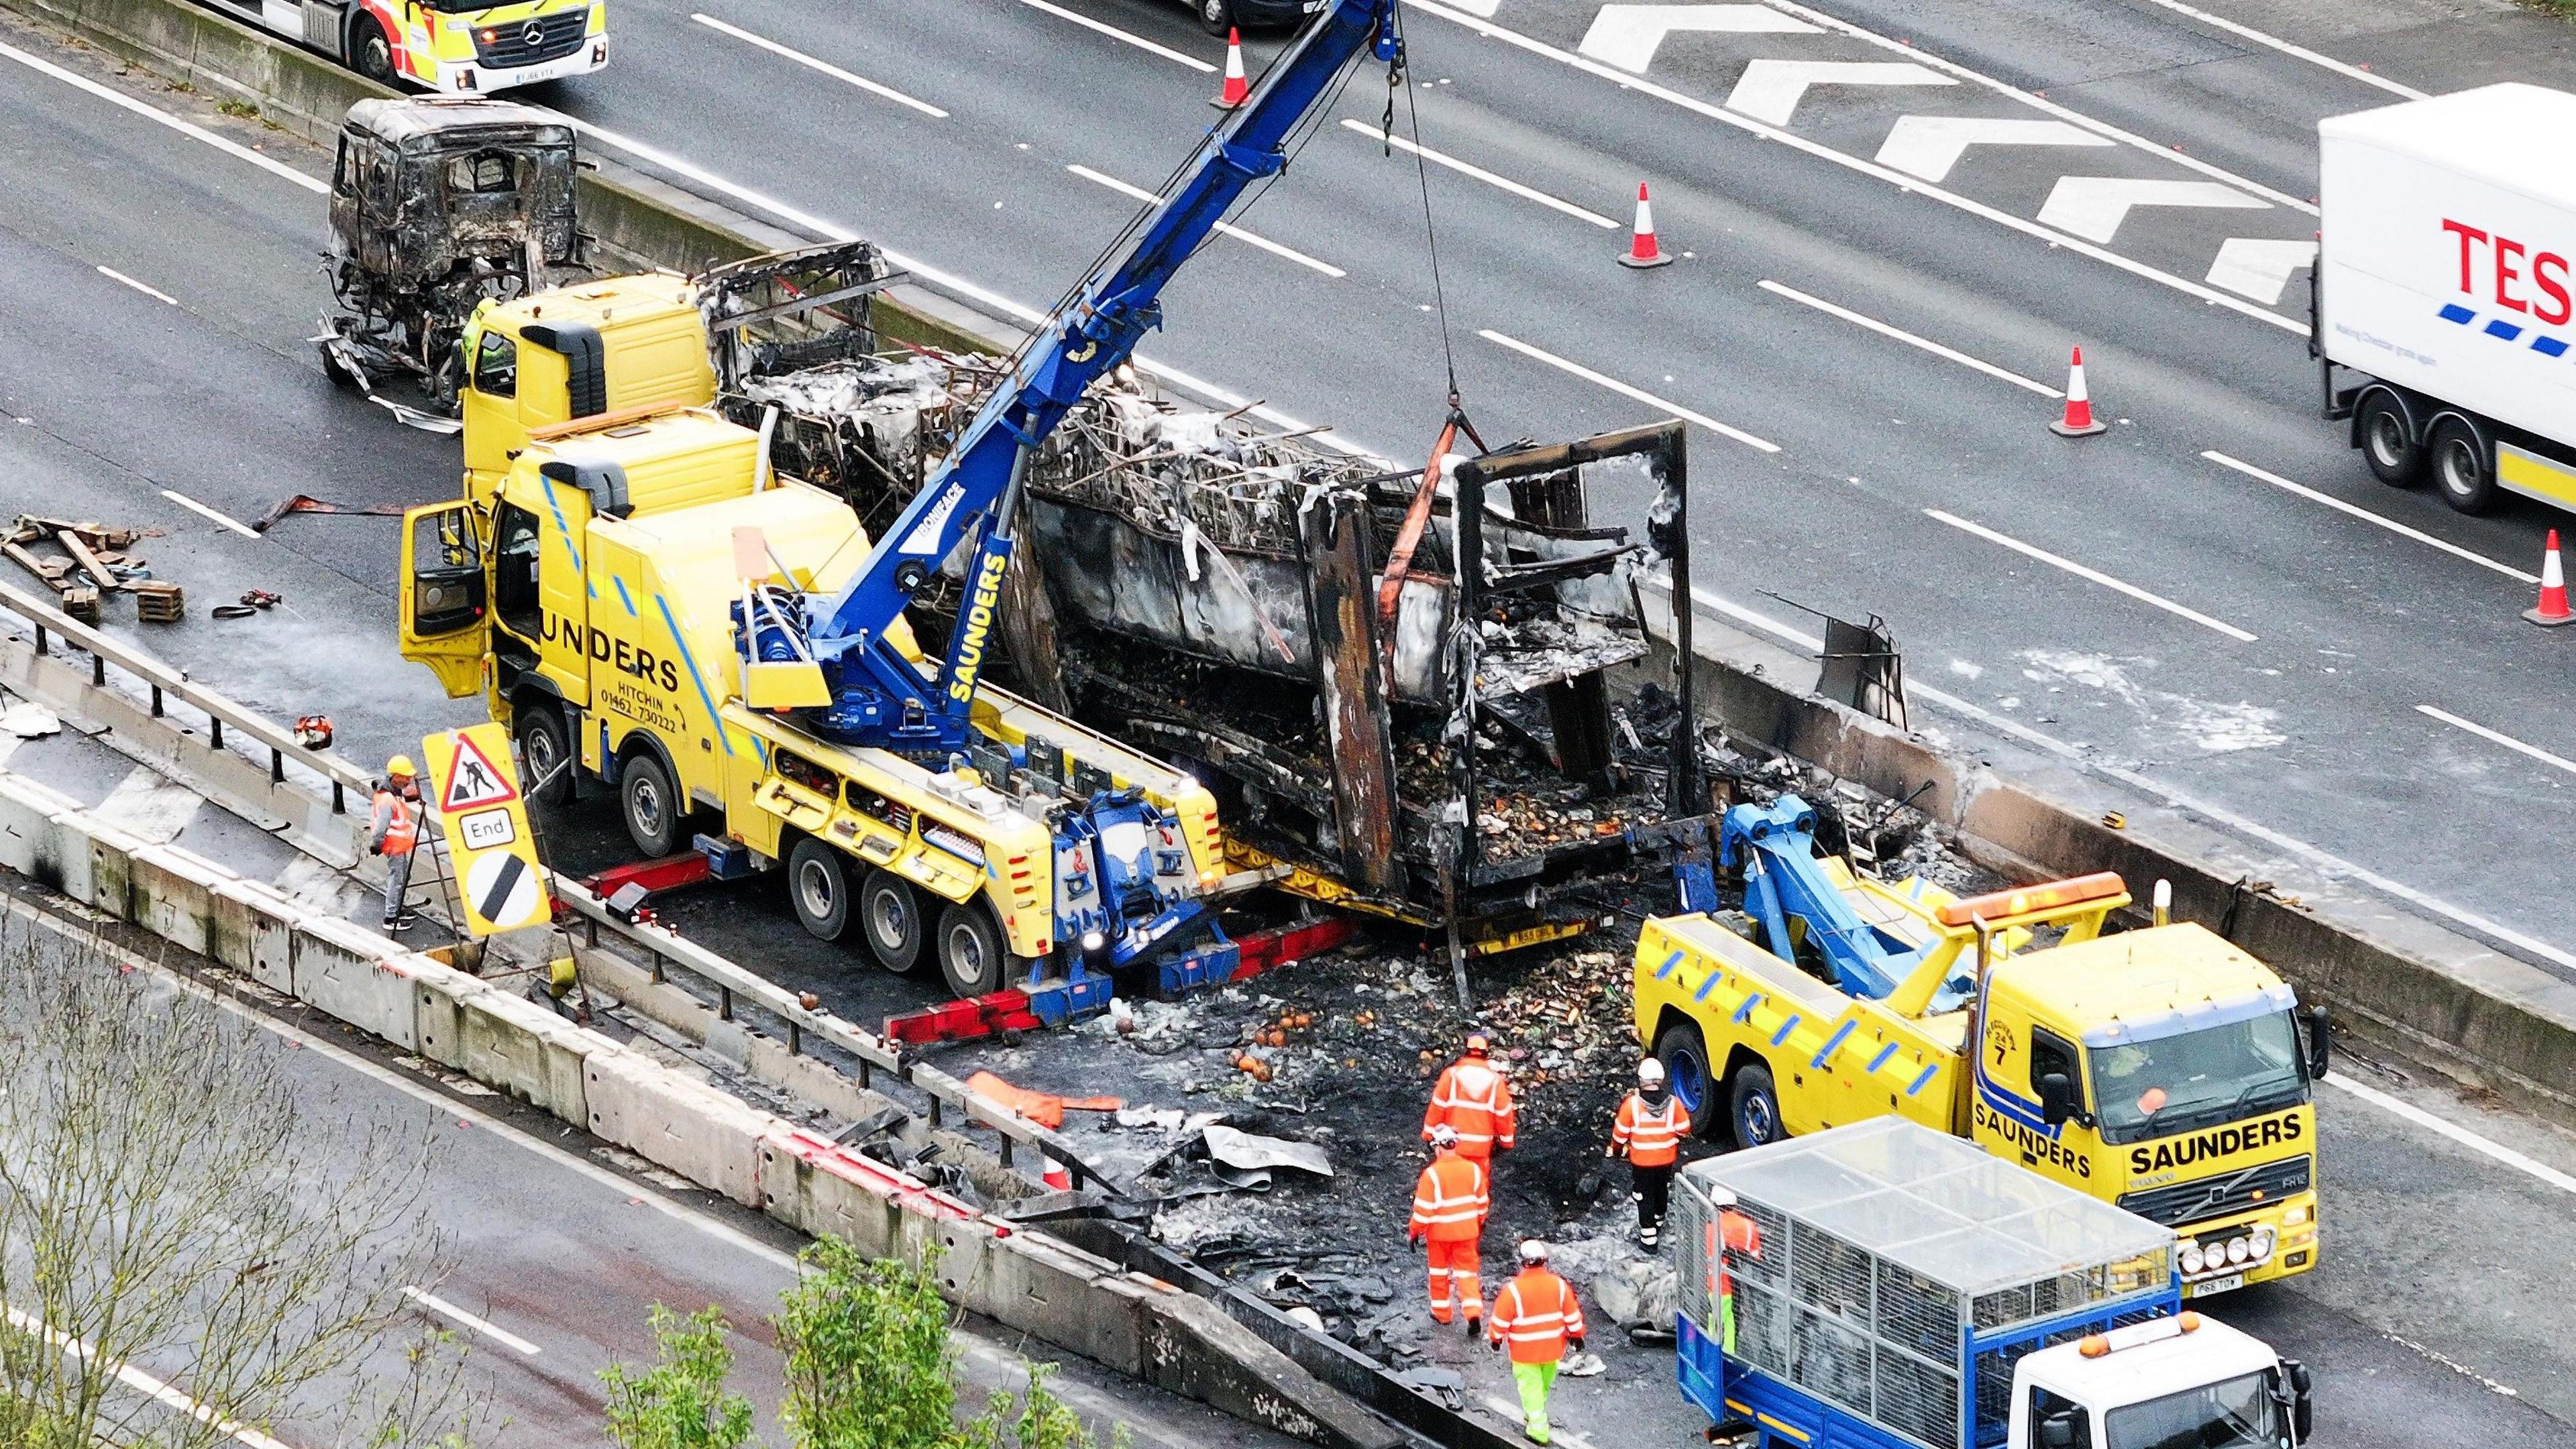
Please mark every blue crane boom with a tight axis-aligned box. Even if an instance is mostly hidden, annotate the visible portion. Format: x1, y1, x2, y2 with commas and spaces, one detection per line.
739, 0, 1403, 753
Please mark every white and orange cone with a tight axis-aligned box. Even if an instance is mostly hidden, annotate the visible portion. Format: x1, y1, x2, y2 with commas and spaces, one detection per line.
2051, 346, 2107, 437
1619, 182, 1672, 270
2528, 529, 2574, 626
1213, 28, 1249, 109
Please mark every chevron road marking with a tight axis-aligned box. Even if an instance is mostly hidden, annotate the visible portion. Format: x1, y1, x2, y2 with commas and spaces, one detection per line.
2037, 176, 2269, 244
1577, 4, 1818, 73
1725, 59, 1955, 126
2206, 237, 2318, 305
1874, 115, 2112, 183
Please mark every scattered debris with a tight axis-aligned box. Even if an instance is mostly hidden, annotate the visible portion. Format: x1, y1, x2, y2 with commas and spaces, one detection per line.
1589, 1254, 1679, 1335
964, 1069, 1121, 1130
292, 714, 334, 750
1, 703, 61, 739
1, 517, 172, 621
251, 495, 410, 533
1203, 1124, 1334, 1179
131, 581, 183, 623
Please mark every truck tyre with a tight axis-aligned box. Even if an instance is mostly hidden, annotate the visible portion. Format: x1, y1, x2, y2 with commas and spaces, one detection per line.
786, 839, 851, 943
1729, 1061, 1785, 1151
349, 13, 396, 83
859, 868, 924, 974
2428, 414, 2497, 513
619, 750, 682, 858
2357, 390, 2424, 487
1654, 1022, 1721, 1138
1196, 0, 1233, 35
935, 898, 1016, 998
515, 704, 573, 808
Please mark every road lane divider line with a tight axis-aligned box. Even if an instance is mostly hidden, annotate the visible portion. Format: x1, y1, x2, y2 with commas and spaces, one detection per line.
1477, 329, 1779, 453
2201, 451, 2534, 584
159, 490, 262, 539
98, 266, 178, 305
1758, 279, 2060, 396
401, 1287, 542, 1355
560, 120, 1388, 462
689, 14, 947, 118
1336, 119, 1618, 228
2418, 704, 2576, 779
2320, 1075, 2576, 1197
1012, 0, 1216, 72
4, 1303, 298, 1449
1923, 508, 2258, 641
0, 37, 325, 194
2116, 0, 2428, 101
1754, 0, 2318, 213
1405, 0, 2308, 335
1067, 164, 1346, 277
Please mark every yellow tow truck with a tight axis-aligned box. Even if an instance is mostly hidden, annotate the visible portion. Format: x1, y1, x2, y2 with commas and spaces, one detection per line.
1633, 795, 2329, 1297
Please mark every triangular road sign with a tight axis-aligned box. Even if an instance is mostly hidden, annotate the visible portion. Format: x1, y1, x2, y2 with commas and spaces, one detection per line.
442, 731, 519, 812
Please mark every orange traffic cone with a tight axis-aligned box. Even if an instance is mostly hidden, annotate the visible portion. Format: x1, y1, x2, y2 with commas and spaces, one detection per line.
2528, 529, 2574, 626
1619, 182, 1671, 270
1213, 28, 1248, 109
2051, 347, 2106, 436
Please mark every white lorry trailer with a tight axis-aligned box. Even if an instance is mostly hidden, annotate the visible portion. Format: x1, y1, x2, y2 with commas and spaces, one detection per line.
1672, 1119, 2314, 1449
2318, 83, 2576, 513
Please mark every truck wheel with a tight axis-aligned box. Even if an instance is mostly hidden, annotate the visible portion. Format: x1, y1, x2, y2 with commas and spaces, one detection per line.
515, 704, 574, 808
859, 868, 924, 974
350, 13, 396, 84
786, 839, 851, 943
619, 751, 682, 858
2357, 392, 2424, 487
2428, 415, 2496, 514
1654, 1022, 1721, 1138
1729, 1062, 1784, 1151
935, 898, 1016, 998
1196, 0, 1233, 35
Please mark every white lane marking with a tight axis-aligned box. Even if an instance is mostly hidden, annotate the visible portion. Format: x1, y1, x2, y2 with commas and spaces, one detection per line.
1758, 279, 2060, 396
2118, 0, 2428, 100
1924, 508, 2259, 641
1012, 0, 1215, 72
1576, 4, 1817, 73
402, 1286, 542, 1355
1480, 1396, 1600, 1449
2037, 176, 2269, 245
1066, 164, 1346, 278
690, 14, 947, 118
1725, 58, 1954, 126
98, 265, 178, 305
2200, 451, 2534, 583
2321, 1075, 2576, 1195
1338, 119, 1618, 228
1756, 0, 2318, 214
5, 1305, 298, 1449
94, 764, 205, 844
1645, 572, 2576, 975
2205, 237, 2318, 305
1478, 329, 1779, 453
561, 120, 1389, 463
0, 38, 325, 193
160, 488, 263, 539
2419, 704, 2576, 779
1405, 2, 2308, 335
1874, 115, 2112, 184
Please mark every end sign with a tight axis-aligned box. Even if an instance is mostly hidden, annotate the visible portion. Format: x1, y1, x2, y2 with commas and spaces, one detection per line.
421, 723, 553, 936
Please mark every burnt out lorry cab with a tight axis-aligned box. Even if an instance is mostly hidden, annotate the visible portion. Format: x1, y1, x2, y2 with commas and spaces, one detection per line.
318, 98, 580, 410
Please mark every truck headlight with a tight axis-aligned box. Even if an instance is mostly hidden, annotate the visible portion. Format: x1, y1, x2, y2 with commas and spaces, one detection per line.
2179, 1244, 2205, 1274
2226, 1237, 2251, 1265
2249, 1228, 2275, 1262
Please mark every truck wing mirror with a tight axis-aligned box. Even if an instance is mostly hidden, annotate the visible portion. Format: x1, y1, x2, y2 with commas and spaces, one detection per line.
2286, 1359, 2314, 1442
2304, 1006, 2330, 1081
2037, 1071, 2076, 1128
2037, 1410, 2080, 1449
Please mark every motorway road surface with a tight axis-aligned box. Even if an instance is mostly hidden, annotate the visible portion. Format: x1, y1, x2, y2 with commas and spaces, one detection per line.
7, 3, 2576, 1444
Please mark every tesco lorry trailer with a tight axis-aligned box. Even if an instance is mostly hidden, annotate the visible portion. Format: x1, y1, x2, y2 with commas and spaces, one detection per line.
2318, 82, 2576, 513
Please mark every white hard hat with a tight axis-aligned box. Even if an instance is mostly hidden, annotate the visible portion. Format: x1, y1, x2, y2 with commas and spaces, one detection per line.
1638, 1057, 1666, 1087
1519, 1238, 1550, 1265
1430, 1124, 1459, 1149
1706, 1185, 1738, 1209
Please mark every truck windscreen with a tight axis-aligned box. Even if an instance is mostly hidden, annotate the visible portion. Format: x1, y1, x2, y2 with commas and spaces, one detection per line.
2103, 1371, 2279, 1449
2090, 1010, 2304, 1143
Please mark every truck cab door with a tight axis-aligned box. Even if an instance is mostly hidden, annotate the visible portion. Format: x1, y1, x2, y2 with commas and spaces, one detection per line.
399, 502, 488, 699
1970, 1004, 2104, 1191
460, 321, 523, 501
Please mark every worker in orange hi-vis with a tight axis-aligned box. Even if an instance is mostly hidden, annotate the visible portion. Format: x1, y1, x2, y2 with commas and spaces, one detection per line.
1407, 1125, 1490, 1333
1702, 1184, 1763, 1354
1607, 1057, 1692, 1248
1422, 1031, 1517, 1165
1488, 1239, 1586, 1446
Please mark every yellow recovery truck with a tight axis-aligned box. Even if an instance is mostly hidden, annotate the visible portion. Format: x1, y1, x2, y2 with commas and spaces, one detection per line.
398, 288, 1235, 1001
1633, 795, 2330, 1297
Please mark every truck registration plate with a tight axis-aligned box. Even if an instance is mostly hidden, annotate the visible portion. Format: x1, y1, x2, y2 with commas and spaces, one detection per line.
2185, 1273, 2243, 1297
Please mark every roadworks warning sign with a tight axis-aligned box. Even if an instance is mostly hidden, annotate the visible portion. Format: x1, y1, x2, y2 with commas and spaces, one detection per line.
421, 722, 553, 936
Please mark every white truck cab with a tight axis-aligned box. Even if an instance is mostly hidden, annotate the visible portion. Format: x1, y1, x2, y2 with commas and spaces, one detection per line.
2011, 1313, 2311, 1449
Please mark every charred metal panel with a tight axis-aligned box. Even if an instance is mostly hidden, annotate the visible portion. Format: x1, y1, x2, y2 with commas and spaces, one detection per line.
1298, 492, 1402, 895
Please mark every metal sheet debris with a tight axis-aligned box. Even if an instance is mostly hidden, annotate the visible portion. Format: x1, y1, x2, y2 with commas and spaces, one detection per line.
1201, 1124, 1334, 1179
